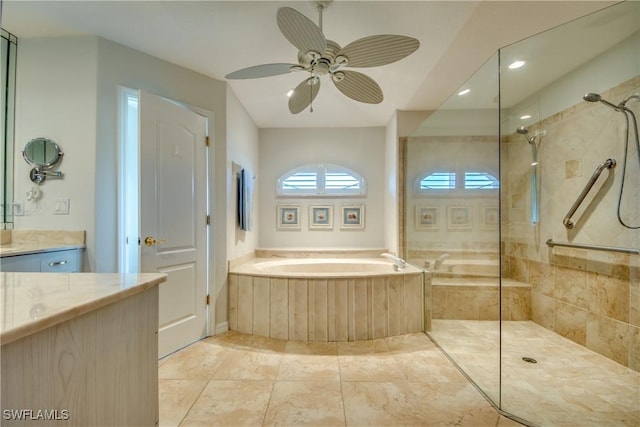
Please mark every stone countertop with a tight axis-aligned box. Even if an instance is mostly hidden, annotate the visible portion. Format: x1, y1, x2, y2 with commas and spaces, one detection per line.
0, 242, 85, 257
1, 272, 167, 345
0, 229, 86, 257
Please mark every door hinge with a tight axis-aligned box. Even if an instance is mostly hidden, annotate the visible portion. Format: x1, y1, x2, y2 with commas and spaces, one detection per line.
205, 136, 210, 147
206, 294, 210, 305
206, 215, 211, 225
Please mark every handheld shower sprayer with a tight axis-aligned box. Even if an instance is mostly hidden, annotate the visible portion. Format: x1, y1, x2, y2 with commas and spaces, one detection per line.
516, 126, 546, 145
583, 91, 640, 229
583, 92, 623, 112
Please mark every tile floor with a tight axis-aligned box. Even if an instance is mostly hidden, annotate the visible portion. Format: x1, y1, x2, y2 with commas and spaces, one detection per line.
158, 330, 522, 426
429, 320, 640, 427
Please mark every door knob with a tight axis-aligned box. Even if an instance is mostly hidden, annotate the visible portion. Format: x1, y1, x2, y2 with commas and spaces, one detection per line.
144, 236, 167, 246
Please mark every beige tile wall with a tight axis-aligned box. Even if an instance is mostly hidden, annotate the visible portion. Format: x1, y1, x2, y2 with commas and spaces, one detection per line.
508, 244, 639, 371
228, 273, 424, 342
502, 76, 640, 371
431, 278, 531, 321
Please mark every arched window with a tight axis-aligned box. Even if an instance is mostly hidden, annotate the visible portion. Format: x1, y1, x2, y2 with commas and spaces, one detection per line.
277, 164, 366, 196
415, 169, 498, 194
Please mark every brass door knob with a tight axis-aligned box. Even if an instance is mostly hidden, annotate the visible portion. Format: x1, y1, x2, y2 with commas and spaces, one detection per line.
144, 236, 167, 246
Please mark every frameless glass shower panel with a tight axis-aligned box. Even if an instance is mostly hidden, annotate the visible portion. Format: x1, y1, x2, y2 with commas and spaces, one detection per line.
405, 53, 501, 405
499, 2, 640, 425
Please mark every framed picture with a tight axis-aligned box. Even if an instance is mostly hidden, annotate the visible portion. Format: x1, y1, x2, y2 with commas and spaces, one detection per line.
415, 206, 438, 230
447, 205, 471, 230
276, 204, 301, 230
480, 206, 499, 229
309, 205, 333, 230
341, 204, 365, 229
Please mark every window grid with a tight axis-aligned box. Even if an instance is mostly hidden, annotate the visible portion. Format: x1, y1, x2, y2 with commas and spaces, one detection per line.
417, 170, 499, 193
277, 164, 366, 196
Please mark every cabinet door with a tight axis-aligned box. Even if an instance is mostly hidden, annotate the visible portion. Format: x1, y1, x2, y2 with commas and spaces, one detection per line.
0, 255, 39, 272
39, 250, 82, 272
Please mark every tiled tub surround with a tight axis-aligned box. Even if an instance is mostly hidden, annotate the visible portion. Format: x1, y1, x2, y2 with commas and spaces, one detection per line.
432, 278, 531, 321
229, 256, 425, 342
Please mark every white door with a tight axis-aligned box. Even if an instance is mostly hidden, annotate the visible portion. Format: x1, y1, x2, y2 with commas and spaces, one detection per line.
139, 92, 208, 357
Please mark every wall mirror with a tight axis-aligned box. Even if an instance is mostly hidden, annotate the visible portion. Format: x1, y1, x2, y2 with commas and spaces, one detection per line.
22, 137, 64, 184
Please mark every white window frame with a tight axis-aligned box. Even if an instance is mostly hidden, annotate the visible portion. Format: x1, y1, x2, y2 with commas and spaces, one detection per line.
277, 163, 366, 197
414, 168, 499, 197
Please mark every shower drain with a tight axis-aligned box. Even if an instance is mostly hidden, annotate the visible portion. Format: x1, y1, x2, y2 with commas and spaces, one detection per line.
522, 356, 538, 364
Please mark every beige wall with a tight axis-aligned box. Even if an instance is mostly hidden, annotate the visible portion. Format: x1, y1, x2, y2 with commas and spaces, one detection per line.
258, 127, 386, 249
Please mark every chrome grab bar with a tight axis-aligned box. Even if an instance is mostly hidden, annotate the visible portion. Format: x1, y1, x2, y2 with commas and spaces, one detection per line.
546, 239, 639, 255
563, 158, 616, 229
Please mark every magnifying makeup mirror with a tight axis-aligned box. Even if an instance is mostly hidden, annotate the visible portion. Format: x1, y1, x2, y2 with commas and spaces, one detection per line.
22, 137, 64, 184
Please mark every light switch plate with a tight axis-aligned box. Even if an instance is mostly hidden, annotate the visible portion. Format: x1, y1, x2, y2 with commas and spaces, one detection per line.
12, 202, 24, 216
54, 198, 70, 215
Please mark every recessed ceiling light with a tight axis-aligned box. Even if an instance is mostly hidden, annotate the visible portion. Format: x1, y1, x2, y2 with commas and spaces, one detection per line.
458, 89, 471, 96
286, 89, 294, 98
509, 60, 526, 70
520, 114, 532, 120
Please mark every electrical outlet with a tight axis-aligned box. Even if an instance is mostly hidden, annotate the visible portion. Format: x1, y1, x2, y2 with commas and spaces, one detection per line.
54, 198, 70, 215
12, 202, 24, 216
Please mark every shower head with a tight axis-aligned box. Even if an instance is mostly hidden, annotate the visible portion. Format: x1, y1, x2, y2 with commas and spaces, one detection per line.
516, 126, 535, 144
583, 92, 622, 112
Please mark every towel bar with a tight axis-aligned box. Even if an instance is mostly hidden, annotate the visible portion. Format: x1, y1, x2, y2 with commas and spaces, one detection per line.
546, 239, 639, 255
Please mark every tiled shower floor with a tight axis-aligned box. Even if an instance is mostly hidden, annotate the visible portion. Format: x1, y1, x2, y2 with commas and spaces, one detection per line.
429, 320, 640, 426
158, 330, 521, 426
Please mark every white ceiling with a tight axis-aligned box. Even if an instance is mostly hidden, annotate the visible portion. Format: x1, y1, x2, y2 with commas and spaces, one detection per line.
2, 0, 616, 128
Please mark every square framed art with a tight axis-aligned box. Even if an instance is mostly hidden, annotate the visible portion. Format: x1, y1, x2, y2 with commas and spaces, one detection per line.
341, 204, 365, 229
415, 205, 438, 230
480, 206, 499, 229
309, 205, 333, 230
276, 204, 301, 230
447, 205, 471, 230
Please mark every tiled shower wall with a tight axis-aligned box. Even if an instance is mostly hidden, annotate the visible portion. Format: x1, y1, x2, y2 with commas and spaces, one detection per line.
503, 76, 640, 371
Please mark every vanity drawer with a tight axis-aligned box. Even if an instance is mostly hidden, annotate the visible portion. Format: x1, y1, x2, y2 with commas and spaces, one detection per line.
39, 249, 83, 272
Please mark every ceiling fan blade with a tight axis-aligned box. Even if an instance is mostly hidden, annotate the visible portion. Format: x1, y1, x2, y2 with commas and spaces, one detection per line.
277, 7, 327, 54
333, 70, 383, 104
225, 63, 301, 79
289, 77, 320, 114
339, 35, 419, 68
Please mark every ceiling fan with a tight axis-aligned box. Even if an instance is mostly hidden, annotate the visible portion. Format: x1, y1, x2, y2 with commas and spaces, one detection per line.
224, 1, 420, 114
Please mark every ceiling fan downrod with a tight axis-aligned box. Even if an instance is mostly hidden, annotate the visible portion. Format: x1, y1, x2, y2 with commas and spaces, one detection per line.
313, 0, 332, 31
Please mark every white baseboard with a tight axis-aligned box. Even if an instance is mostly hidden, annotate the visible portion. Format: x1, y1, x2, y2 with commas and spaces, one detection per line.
214, 321, 229, 335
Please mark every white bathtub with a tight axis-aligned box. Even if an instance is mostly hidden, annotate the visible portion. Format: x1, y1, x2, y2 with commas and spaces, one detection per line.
247, 258, 413, 276
228, 257, 426, 341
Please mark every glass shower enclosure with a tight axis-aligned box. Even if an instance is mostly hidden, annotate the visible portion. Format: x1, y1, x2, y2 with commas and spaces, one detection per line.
405, 2, 639, 425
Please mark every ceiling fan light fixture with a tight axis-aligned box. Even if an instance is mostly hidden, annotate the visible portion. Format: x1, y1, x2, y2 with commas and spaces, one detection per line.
226, 3, 419, 114
286, 89, 295, 97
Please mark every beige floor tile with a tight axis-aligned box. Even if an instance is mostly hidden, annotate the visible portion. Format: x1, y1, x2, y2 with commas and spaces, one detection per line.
159, 341, 229, 380
284, 340, 338, 355
212, 347, 282, 380
158, 379, 207, 427
409, 381, 500, 426
336, 338, 391, 355
394, 351, 469, 383
278, 354, 340, 381
263, 380, 345, 426
338, 354, 406, 381
341, 381, 428, 426
180, 380, 273, 426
